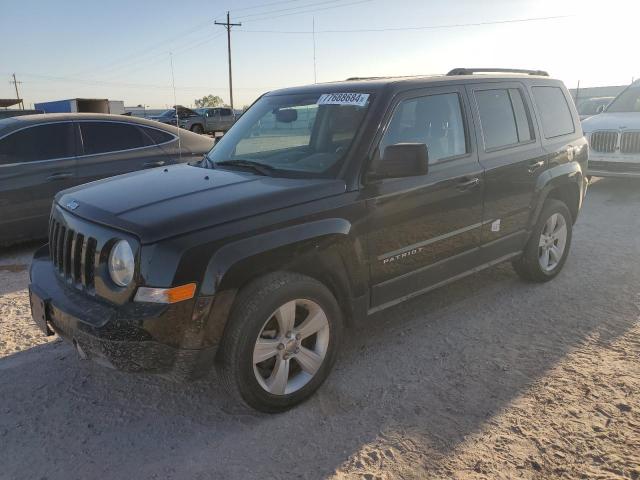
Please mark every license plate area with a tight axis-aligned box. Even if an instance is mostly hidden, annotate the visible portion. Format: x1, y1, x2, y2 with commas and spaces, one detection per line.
29, 287, 53, 336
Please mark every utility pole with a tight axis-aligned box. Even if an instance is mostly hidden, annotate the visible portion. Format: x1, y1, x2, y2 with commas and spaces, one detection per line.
215, 12, 241, 113
10, 73, 24, 110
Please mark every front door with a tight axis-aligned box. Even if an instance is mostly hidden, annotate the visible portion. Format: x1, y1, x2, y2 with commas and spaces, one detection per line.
0, 122, 77, 243
364, 86, 485, 309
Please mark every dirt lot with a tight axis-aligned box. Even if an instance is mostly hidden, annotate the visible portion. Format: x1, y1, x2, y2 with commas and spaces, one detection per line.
0, 178, 638, 480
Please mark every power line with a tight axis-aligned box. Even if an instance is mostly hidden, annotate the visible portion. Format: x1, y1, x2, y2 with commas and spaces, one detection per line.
238, 0, 371, 23
229, 0, 316, 13
233, 0, 347, 20
4, 71, 271, 91
71, 15, 226, 78
239, 14, 572, 33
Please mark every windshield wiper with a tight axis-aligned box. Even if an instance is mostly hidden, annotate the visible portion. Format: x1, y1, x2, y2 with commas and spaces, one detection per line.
215, 159, 276, 176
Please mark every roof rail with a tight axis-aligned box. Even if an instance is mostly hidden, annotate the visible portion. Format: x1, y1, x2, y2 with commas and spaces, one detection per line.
447, 68, 549, 77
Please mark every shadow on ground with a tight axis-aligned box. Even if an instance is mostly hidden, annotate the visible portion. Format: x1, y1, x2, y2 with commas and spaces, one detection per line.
0, 179, 638, 479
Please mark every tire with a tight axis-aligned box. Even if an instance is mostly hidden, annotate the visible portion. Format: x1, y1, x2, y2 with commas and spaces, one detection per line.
512, 199, 573, 282
216, 272, 343, 413
190, 124, 204, 134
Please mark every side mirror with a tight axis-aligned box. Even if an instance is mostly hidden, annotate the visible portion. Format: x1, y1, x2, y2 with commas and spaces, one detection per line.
372, 143, 429, 179
596, 105, 606, 114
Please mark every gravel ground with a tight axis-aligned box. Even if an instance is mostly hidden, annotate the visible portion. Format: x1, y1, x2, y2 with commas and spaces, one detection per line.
0, 178, 638, 480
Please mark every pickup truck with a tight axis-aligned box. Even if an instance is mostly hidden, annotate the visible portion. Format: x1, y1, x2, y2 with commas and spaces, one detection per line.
152, 106, 236, 135
29, 68, 588, 412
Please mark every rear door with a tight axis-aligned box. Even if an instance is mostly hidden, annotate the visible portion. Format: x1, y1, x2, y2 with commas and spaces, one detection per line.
528, 83, 584, 180
364, 85, 485, 309
76, 121, 172, 185
0, 122, 77, 242
465, 82, 546, 257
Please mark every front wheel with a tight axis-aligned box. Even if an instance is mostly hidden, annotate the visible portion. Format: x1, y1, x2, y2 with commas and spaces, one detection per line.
190, 124, 204, 134
216, 272, 343, 413
513, 199, 573, 282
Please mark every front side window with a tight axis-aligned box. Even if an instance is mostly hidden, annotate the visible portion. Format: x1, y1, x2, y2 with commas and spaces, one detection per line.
80, 122, 153, 155
0, 122, 75, 165
605, 86, 640, 113
206, 92, 371, 176
379, 92, 467, 163
532, 86, 575, 138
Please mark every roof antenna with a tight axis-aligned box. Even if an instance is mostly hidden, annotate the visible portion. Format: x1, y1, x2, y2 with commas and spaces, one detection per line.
169, 51, 181, 163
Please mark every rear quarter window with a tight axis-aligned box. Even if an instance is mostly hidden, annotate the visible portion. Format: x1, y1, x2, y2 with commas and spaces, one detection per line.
532, 86, 575, 138
141, 127, 175, 145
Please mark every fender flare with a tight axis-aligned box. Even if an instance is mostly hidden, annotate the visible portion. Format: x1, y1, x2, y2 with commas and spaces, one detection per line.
529, 161, 584, 229
200, 218, 353, 296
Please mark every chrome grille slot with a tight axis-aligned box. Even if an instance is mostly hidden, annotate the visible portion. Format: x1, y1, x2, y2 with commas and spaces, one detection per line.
621, 131, 640, 154
49, 218, 97, 293
590, 131, 618, 153
71, 233, 84, 284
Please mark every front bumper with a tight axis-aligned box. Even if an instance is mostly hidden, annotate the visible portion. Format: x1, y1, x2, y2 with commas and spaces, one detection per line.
29, 245, 217, 381
587, 159, 640, 178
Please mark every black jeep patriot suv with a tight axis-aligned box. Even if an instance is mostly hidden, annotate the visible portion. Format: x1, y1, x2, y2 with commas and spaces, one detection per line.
29, 68, 588, 412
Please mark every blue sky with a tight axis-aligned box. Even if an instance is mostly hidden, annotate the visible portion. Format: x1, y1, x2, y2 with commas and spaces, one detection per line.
1, 0, 636, 108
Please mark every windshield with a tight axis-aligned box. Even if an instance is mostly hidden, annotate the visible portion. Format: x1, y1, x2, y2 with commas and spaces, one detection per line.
606, 87, 640, 113
579, 99, 610, 116
158, 109, 176, 117
206, 92, 371, 177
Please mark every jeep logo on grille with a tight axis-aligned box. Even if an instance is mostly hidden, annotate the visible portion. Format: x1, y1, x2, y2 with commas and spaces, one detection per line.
66, 200, 79, 211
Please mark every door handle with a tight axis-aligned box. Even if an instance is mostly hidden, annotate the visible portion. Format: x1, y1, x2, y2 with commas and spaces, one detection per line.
46, 172, 73, 181
528, 160, 545, 173
143, 160, 166, 168
457, 177, 480, 190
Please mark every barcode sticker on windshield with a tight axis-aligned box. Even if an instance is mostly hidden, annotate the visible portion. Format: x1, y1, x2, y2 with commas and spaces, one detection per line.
317, 93, 369, 107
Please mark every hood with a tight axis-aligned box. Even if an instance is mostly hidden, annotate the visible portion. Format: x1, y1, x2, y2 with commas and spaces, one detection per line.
582, 112, 640, 133
56, 165, 346, 244
174, 105, 200, 117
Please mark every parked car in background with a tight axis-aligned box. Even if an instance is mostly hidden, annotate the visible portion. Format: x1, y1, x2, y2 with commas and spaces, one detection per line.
194, 107, 236, 134
583, 80, 640, 178
0, 113, 213, 245
150, 106, 237, 135
577, 96, 614, 121
28, 68, 587, 412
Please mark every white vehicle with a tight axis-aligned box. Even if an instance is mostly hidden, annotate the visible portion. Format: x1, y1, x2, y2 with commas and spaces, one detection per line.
583, 80, 640, 178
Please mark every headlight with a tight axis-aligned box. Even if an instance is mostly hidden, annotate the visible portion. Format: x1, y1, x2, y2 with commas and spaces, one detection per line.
108, 240, 135, 287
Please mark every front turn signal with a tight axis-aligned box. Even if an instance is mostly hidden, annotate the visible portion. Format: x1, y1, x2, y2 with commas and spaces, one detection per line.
134, 283, 197, 304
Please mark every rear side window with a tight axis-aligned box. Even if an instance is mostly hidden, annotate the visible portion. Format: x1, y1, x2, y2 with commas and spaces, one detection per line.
532, 86, 575, 138
0, 123, 75, 165
80, 122, 153, 155
141, 127, 174, 145
379, 92, 467, 164
475, 88, 534, 150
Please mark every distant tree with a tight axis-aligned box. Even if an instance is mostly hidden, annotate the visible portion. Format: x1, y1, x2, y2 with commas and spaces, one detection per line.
194, 95, 224, 108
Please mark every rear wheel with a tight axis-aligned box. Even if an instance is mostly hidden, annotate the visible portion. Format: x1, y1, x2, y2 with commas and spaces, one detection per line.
216, 272, 343, 413
190, 124, 204, 134
513, 199, 573, 282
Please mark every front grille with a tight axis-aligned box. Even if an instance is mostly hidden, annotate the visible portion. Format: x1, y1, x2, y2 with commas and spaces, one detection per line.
621, 131, 640, 154
49, 218, 97, 292
590, 131, 618, 153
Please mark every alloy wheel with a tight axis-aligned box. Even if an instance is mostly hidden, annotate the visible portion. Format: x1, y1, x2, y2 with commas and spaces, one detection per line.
252, 299, 330, 396
538, 212, 568, 272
